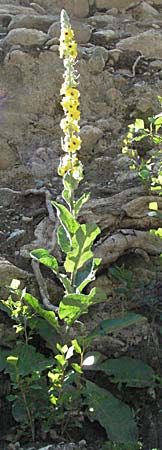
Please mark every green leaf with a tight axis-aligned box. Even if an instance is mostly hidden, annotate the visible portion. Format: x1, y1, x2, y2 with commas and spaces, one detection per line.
152, 136, 162, 144
57, 225, 71, 253
154, 116, 162, 126
5, 344, 54, 377
74, 193, 90, 217
94, 357, 155, 387
75, 258, 102, 292
23, 293, 60, 332
72, 339, 82, 355
59, 288, 97, 325
71, 363, 83, 374
31, 317, 58, 349
90, 313, 145, 338
63, 171, 79, 192
139, 168, 150, 181
149, 202, 158, 211
31, 249, 58, 272
84, 381, 138, 442
134, 133, 147, 142
57, 273, 73, 294
135, 118, 144, 130
12, 398, 28, 423
62, 188, 71, 206
64, 223, 101, 273
51, 201, 79, 237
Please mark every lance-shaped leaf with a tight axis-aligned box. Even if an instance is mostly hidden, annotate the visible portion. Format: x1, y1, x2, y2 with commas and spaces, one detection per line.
93, 357, 155, 388
74, 192, 90, 217
90, 313, 146, 338
31, 249, 58, 273
84, 381, 138, 443
64, 223, 100, 273
24, 293, 60, 332
52, 201, 79, 238
57, 225, 71, 254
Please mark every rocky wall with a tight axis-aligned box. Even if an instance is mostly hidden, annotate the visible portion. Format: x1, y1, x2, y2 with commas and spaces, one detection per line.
0, 0, 162, 349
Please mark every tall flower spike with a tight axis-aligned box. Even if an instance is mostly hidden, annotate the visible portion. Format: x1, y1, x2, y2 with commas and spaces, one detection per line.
59, 9, 83, 181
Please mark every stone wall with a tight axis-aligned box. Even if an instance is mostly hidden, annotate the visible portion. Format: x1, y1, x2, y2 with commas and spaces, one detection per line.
0, 0, 162, 283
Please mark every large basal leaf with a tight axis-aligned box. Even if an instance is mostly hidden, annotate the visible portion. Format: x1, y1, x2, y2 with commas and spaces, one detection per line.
24, 293, 60, 332
64, 223, 101, 273
59, 288, 97, 325
31, 248, 58, 273
57, 225, 71, 254
51, 201, 79, 237
95, 357, 155, 387
5, 344, 54, 377
84, 381, 138, 443
12, 398, 28, 423
90, 313, 146, 338
30, 317, 58, 350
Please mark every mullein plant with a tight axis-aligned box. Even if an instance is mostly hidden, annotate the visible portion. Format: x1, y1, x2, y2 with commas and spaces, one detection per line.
1, 9, 151, 444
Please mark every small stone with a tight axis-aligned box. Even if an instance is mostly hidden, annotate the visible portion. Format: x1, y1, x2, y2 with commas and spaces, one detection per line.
92, 29, 117, 45
117, 30, 162, 59
4, 28, 48, 46
88, 46, 109, 73
107, 8, 118, 15
108, 48, 122, 62
149, 60, 162, 70
48, 21, 92, 45
0, 5, 37, 15
0, 141, 17, 170
132, 1, 159, 21
7, 229, 26, 242
0, 187, 20, 207
30, 3, 46, 14
0, 14, 12, 27
8, 15, 58, 33
88, 14, 117, 28
96, 0, 140, 9
79, 440, 87, 448
0, 257, 29, 286
73, 0, 89, 18
80, 125, 103, 154
22, 216, 33, 223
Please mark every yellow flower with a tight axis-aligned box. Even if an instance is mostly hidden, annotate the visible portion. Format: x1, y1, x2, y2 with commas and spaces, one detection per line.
60, 28, 74, 43
65, 88, 80, 100
61, 97, 80, 111
67, 41, 77, 59
60, 118, 80, 133
64, 135, 82, 152
61, 41, 77, 59
58, 154, 79, 176
67, 108, 80, 121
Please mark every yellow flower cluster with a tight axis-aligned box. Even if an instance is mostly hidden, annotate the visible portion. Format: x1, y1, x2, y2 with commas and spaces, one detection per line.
60, 28, 77, 59
59, 9, 83, 179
